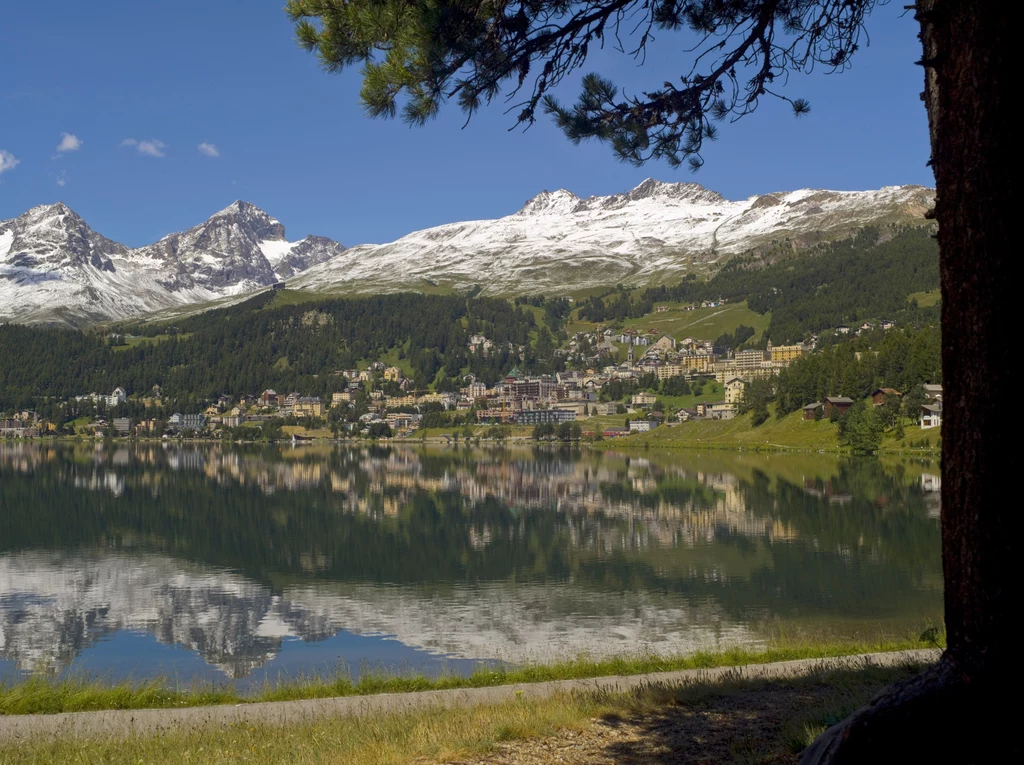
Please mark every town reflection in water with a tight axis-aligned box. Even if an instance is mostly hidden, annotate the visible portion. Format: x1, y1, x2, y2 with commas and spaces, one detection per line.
0, 443, 942, 685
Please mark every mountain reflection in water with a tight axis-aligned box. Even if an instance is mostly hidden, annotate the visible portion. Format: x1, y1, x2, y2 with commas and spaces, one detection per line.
0, 443, 943, 683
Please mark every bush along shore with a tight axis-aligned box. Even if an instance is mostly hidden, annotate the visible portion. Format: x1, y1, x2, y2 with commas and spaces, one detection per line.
0, 634, 942, 717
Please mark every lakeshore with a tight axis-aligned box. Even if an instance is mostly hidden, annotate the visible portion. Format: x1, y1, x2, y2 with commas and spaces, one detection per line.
0, 650, 938, 764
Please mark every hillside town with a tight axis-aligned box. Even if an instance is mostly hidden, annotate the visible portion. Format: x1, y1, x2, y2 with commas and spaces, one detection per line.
0, 324, 941, 440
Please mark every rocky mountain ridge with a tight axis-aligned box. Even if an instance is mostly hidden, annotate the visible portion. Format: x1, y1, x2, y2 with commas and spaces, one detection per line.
0, 201, 344, 326
0, 180, 934, 326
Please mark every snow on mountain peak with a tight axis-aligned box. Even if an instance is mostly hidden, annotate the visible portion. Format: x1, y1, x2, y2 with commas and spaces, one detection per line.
1, 180, 934, 326
0, 201, 344, 325
625, 179, 725, 205
294, 181, 934, 299
517, 189, 581, 216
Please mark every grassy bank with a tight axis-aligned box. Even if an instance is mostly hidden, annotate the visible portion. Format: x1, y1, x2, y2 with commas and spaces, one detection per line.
0, 661, 933, 765
602, 409, 941, 453
0, 635, 941, 717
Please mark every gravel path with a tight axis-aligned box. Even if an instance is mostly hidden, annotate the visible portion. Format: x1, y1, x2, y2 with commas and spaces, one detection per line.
0, 650, 939, 743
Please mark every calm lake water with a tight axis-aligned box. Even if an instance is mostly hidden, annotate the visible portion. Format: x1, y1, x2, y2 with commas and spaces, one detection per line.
0, 443, 942, 688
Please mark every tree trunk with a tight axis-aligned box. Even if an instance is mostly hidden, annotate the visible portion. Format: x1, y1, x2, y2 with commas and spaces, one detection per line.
802, 1, 1017, 761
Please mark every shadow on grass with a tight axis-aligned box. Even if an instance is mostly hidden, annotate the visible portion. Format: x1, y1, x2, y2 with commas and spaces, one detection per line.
588, 661, 929, 765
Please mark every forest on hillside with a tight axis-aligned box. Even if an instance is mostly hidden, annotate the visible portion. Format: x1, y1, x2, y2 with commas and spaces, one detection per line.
0, 293, 544, 410
577, 227, 940, 343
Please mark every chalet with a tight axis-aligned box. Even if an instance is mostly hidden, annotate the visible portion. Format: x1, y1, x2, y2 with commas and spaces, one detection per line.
871, 388, 902, 406
724, 377, 746, 404
923, 384, 943, 402
802, 402, 823, 420
383, 366, 403, 382
676, 408, 700, 422
921, 402, 943, 429
823, 396, 854, 418
259, 389, 278, 407
836, 325, 851, 335
881, 319, 895, 330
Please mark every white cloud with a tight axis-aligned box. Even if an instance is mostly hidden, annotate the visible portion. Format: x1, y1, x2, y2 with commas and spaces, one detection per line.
56, 133, 83, 153
0, 150, 19, 176
56, 170, 68, 187
198, 142, 220, 158
121, 138, 166, 157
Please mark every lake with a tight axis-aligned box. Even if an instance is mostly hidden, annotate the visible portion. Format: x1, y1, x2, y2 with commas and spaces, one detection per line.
0, 443, 942, 688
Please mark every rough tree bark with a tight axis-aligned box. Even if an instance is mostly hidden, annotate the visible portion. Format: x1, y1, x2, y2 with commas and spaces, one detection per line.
802, 2, 1017, 761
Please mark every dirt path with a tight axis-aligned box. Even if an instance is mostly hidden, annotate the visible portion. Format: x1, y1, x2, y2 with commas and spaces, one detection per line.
0, 650, 938, 743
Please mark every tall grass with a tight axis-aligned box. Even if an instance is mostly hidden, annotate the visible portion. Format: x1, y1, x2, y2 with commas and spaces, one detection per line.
0, 633, 941, 717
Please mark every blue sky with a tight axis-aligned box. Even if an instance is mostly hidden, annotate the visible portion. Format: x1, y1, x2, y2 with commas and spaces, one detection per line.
0, 1, 933, 248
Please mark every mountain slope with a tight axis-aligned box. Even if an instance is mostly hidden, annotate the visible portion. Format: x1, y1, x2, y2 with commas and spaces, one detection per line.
1, 181, 932, 326
292, 181, 934, 296
0, 202, 344, 326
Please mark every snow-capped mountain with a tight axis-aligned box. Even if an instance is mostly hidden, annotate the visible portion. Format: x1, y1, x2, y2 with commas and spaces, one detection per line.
292, 180, 934, 296
0, 181, 932, 326
0, 201, 345, 326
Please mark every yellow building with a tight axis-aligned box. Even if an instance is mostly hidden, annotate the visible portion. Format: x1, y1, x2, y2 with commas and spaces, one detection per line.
331, 391, 352, 406
768, 343, 804, 363
384, 366, 403, 382
682, 355, 715, 373
293, 397, 324, 418
656, 364, 685, 380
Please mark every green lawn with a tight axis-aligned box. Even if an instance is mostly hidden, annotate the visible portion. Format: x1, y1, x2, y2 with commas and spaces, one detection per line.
607, 407, 942, 453
566, 300, 769, 344
609, 409, 839, 450
907, 289, 941, 307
